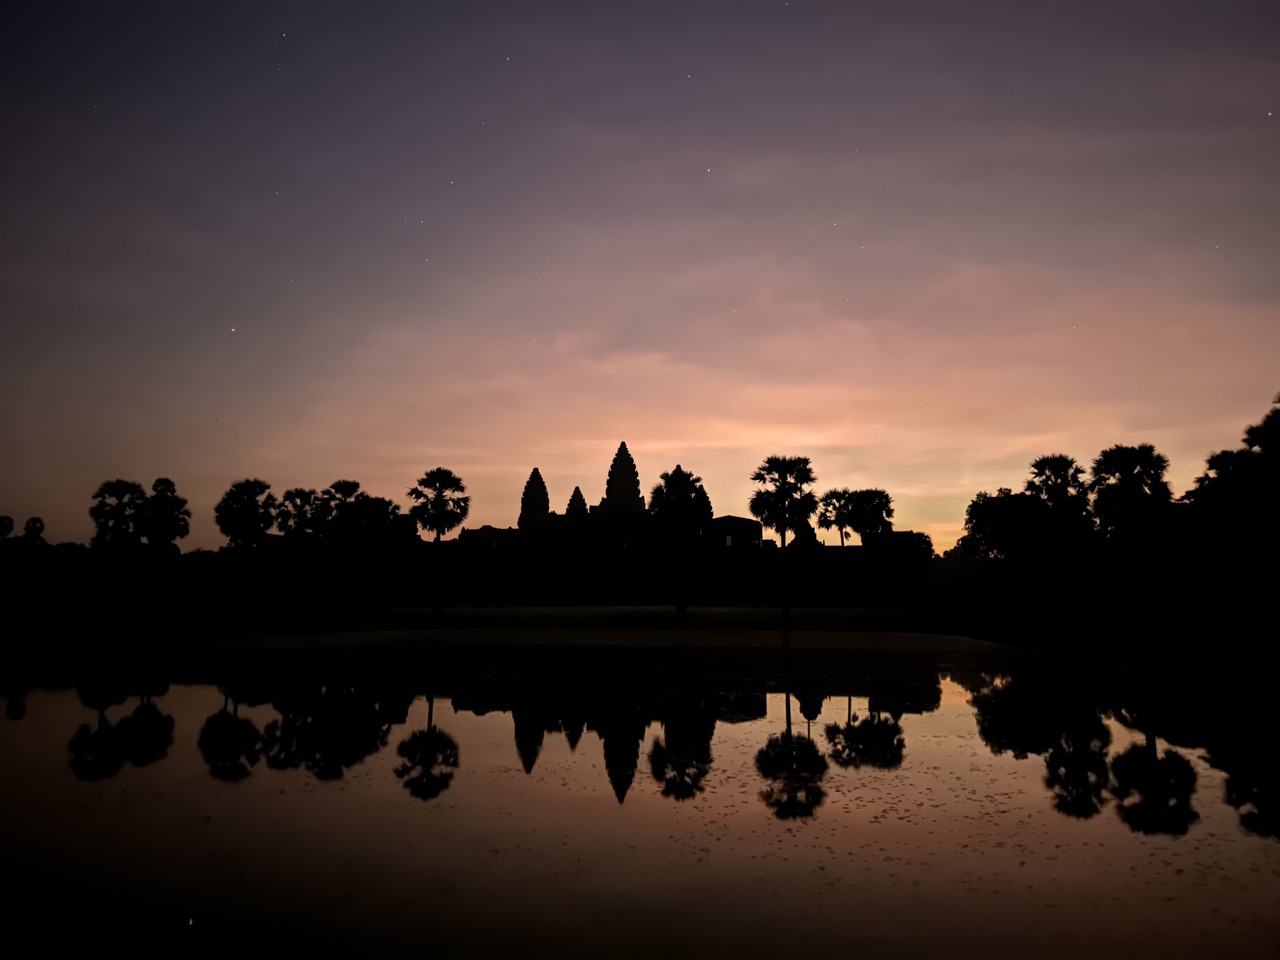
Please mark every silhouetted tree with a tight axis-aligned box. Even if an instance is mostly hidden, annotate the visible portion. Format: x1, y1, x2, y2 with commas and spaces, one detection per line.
1183, 392, 1280, 545
322, 480, 407, 546
954, 488, 1052, 561
215, 479, 278, 548
1089, 444, 1172, 541
276, 487, 325, 538
749, 456, 818, 548
89, 479, 147, 549
21, 517, 45, 544
0, 516, 12, 539
648, 464, 713, 545
135, 477, 191, 550
816, 488, 855, 546
518, 468, 551, 533
846, 488, 894, 542
1025, 454, 1089, 515
408, 468, 470, 541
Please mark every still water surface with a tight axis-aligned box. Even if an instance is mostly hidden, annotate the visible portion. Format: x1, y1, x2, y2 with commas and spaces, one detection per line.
1, 656, 1276, 957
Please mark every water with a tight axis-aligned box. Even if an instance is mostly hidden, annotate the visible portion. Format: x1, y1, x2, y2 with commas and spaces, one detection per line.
1, 653, 1276, 957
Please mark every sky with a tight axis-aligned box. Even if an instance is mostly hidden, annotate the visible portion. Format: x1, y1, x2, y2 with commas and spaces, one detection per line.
2, 1, 1278, 551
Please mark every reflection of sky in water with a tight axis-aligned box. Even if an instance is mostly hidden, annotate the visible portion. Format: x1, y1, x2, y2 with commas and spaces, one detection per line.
0, 680, 1276, 956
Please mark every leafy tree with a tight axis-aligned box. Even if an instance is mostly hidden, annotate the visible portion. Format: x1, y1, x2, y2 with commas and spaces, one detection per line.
954, 487, 1052, 561
320, 480, 406, 545
336, 491, 406, 545
518, 468, 551, 532
215, 479, 278, 548
648, 464, 713, 545
89, 479, 147, 549
407, 468, 470, 541
1089, 444, 1172, 540
1243, 391, 1280, 454
135, 477, 191, 549
0, 516, 12, 538
21, 517, 45, 544
749, 456, 817, 549
1184, 392, 1280, 539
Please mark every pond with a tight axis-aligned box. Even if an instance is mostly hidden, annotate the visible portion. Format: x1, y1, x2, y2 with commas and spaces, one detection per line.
1, 645, 1276, 957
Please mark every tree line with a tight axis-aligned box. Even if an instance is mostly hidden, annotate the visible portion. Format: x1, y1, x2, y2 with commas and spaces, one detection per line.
948, 392, 1279, 564
2, 392, 1274, 611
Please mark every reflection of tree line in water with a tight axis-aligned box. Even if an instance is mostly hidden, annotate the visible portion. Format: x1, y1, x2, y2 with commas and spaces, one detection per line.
8, 667, 1273, 839
3, 394, 1276, 622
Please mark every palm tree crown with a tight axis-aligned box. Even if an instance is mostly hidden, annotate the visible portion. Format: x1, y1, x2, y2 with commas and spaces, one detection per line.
749, 456, 818, 548
1025, 454, 1087, 511
816, 488, 855, 547
408, 468, 470, 541
1089, 444, 1171, 538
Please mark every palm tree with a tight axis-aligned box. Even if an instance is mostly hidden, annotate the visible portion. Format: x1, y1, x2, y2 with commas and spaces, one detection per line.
755, 693, 828, 819
1025, 454, 1087, 511
816, 488, 854, 546
846, 488, 894, 542
89, 479, 147, 549
395, 695, 460, 801
135, 477, 192, 550
1089, 444, 1172, 539
407, 468, 470, 541
648, 464, 713, 544
749, 456, 817, 548
214, 479, 278, 548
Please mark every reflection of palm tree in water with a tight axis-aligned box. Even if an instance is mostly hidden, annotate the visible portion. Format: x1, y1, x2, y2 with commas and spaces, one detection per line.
395, 695, 459, 801
756, 693, 828, 819
68, 713, 125, 782
1043, 714, 1111, 819
198, 690, 264, 782
68, 681, 161, 781
824, 696, 905, 770
1109, 730, 1199, 836
648, 698, 716, 801
263, 682, 410, 780
116, 699, 175, 768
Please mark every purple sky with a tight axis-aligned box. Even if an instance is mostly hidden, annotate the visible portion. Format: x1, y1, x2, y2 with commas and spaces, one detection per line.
3, 1, 1278, 550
